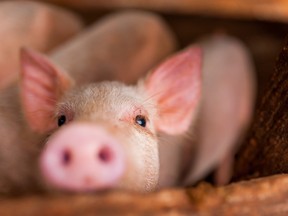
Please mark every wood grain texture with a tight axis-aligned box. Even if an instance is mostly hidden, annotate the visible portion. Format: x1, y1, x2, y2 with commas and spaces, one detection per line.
1, 174, 288, 215
37, 0, 288, 22
233, 36, 288, 181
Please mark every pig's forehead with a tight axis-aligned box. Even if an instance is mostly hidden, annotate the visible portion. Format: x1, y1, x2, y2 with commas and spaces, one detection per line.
61, 81, 154, 116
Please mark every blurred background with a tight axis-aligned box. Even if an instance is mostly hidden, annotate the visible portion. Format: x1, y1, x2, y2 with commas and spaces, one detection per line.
28, 0, 288, 103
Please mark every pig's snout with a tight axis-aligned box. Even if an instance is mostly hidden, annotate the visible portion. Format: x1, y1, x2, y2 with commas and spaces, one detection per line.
40, 123, 125, 192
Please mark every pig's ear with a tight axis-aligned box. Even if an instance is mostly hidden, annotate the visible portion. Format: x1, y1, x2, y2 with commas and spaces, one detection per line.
20, 48, 74, 134
144, 46, 202, 135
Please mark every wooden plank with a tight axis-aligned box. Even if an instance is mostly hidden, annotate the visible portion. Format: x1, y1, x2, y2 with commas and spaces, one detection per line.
39, 0, 288, 22
1, 174, 288, 215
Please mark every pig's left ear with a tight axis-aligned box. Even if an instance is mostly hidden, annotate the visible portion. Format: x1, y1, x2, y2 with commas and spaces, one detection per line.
20, 48, 74, 134
144, 46, 202, 135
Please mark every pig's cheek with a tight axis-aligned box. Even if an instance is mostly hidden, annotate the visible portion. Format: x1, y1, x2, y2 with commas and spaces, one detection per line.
143, 142, 160, 192
116, 129, 159, 192
135, 129, 159, 192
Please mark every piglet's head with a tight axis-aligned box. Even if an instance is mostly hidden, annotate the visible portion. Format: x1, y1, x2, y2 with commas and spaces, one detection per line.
20, 46, 202, 193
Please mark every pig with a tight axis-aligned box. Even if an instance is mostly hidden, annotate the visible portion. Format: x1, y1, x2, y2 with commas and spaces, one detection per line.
0, 11, 177, 195
0, 85, 46, 194
185, 35, 255, 185
0, 1, 83, 90
49, 10, 177, 85
19, 35, 254, 192
20, 46, 201, 192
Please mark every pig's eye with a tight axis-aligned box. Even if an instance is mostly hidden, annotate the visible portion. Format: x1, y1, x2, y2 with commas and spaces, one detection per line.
135, 115, 146, 127
58, 115, 66, 127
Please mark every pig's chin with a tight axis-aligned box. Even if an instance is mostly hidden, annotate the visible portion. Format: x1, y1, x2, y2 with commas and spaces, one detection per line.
117, 146, 159, 192
40, 164, 122, 193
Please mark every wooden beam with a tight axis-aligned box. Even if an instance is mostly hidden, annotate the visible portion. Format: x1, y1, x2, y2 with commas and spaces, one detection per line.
1, 174, 288, 215
40, 0, 288, 22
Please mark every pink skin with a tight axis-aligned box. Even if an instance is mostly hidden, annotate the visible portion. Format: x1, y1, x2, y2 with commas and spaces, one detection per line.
40, 123, 125, 191
20, 46, 202, 192
181, 35, 256, 185
19, 36, 254, 192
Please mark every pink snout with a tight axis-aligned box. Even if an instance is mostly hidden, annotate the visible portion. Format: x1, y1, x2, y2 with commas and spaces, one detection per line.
40, 123, 125, 192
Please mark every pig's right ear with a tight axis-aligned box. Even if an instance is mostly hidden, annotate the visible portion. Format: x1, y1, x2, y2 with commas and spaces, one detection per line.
20, 48, 74, 134
144, 46, 202, 135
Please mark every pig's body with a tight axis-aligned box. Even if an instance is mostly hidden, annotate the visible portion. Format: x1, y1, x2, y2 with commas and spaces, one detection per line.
0, 86, 45, 194
158, 36, 255, 187
185, 36, 255, 185
0, 1, 83, 89
50, 11, 177, 85
0, 11, 177, 194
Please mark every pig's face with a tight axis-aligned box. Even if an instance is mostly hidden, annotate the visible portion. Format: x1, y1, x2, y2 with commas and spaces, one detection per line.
52, 82, 159, 192
20, 46, 201, 192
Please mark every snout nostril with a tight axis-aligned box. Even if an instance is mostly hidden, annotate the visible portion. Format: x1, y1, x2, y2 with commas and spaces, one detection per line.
98, 146, 112, 163
62, 149, 72, 165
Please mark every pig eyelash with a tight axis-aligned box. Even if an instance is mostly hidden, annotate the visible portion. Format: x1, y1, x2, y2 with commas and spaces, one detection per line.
39, 96, 57, 104
133, 109, 152, 132
122, 106, 149, 129
139, 92, 162, 114
141, 92, 160, 106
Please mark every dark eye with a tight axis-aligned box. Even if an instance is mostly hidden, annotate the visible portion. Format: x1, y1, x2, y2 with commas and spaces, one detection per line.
58, 115, 66, 127
135, 115, 146, 127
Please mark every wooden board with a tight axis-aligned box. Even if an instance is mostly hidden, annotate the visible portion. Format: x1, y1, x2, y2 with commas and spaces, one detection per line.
38, 0, 288, 22
1, 174, 288, 215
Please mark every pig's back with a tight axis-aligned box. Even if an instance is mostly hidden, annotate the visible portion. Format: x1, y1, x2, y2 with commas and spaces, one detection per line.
0, 86, 42, 194
184, 35, 256, 184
